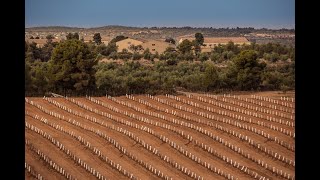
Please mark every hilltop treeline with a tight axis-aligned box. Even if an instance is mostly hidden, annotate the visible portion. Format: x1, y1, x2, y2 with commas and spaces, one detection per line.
25, 37, 294, 96
26, 25, 294, 34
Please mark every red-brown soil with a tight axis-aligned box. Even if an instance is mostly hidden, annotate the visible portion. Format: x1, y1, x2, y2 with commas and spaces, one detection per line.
25, 91, 295, 180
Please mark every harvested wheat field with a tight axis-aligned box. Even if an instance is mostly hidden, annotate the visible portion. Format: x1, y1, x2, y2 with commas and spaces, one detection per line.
25, 91, 295, 180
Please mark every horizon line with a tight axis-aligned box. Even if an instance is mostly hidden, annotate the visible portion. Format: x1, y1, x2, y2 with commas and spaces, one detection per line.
25, 24, 295, 30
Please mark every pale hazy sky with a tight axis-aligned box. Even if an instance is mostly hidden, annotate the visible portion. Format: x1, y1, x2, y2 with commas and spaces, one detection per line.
25, 0, 295, 29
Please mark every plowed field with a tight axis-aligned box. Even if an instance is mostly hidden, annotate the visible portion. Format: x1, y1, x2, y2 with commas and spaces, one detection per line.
25, 92, 295, 180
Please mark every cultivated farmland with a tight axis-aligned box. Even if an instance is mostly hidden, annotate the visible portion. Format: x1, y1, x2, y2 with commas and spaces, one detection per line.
25, 91, 295, 180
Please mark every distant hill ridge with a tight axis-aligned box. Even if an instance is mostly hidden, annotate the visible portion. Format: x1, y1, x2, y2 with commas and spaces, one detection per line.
25, 25, 295, 33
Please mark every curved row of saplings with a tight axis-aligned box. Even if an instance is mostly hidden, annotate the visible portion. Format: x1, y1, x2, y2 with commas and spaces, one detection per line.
26, 112, 146, 180
25, 122, 109, 180
165, 94, 295, 149
145, 94, 295, 152
26, 107, 175, 180
82, 96, 294, 179
205, 94, 295, 105
126, 94, 294, 149
33, 113, 196, 180
143, 94, 294, 142
111, 95, 295, 168
25, 162, 45, 180
86, 97, 273, 180
196, 94, 294, 119
250, 95, 295, 106
131, 95, 291, 152
36, 95, 294, 179
45, 97, 245, 180
192, 94, 294, 125
39, 96, 295, 180
40, 96, 274, 180
166, 94, 295, 146
169, 94, 295, 128
208, 94, 294, 114
280, 96, 295, 103
233, 94, 294, 114
27, 100, 208, 180
184, 95, 295, 144
25, 139, 76, 180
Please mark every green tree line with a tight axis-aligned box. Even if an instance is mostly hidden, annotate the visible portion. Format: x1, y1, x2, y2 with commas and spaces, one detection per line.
25, 33, 294, 96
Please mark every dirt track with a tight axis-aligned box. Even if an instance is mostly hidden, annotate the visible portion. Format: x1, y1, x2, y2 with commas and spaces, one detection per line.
25, 91, 295, 180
